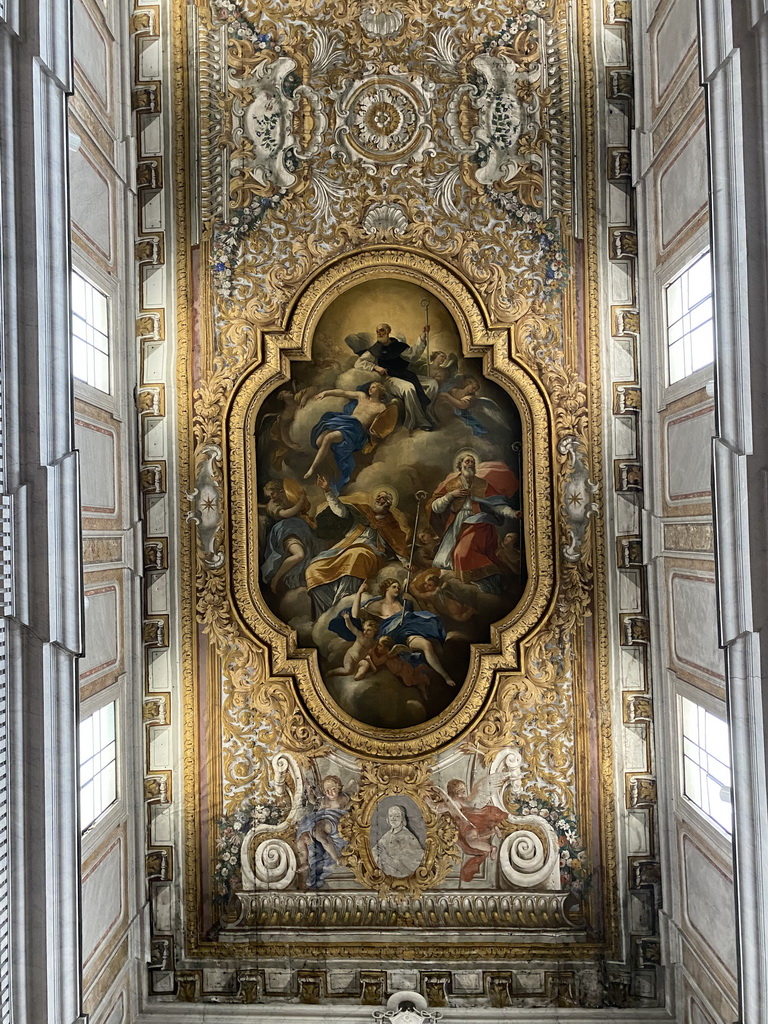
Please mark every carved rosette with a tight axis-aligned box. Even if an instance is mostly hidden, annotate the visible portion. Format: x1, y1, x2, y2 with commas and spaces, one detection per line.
200, 1, 571, 308
332, 66, 436, 174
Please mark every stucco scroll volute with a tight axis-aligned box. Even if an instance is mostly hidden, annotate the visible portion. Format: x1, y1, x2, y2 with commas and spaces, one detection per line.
230, 56, 326, 195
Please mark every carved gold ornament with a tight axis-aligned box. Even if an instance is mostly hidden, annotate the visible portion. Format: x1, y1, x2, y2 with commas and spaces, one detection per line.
225, 250, 556, 758
338, 762, 460, 897
172, 0, 620, 975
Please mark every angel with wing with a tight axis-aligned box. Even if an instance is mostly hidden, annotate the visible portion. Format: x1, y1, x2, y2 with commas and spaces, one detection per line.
435, 374, 511, 438
260, 384, 318, 469
357, 635, 432, 700
303, 382, 398, 491
328, 577, 455, 686
260, 478, 320, 595
428, 349, 459, 385
428, 774, 511, 882
295, 770, 357, 889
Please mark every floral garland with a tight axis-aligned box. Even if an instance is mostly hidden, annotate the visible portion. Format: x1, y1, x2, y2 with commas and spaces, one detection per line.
208, 2, 569, 296
480, 15, 570, 292
209, 2, 291, 294
211, 0, 283, 52
485, 185, 569, 290
508, 794, 591, 897
485, 9, 543, 49
212, 798, 285, 906
212, 190, 290, 297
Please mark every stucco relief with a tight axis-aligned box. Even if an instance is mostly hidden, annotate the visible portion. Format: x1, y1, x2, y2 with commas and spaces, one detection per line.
333, 67, 436, 173
179, 0, 616, 1001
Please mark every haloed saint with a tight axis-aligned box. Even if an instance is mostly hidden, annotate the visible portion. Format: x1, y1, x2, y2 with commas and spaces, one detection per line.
256, 280, 525, 730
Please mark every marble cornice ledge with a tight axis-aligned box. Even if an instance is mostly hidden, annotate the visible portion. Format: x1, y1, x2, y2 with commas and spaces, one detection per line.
133, 1010, 676, 1024
135, 1007, 675, 1024
228, 890, 579, 933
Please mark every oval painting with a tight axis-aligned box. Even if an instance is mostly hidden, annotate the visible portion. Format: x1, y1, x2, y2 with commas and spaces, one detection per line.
256, 279, 525, 729
370, 796, 426, 878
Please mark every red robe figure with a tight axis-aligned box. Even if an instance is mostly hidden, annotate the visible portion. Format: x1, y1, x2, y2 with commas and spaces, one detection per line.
427, 452, 519, 592
433, 778, 509, 882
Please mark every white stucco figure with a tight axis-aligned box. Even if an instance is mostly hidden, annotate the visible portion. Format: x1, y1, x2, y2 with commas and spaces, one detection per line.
372, 805, 424, 878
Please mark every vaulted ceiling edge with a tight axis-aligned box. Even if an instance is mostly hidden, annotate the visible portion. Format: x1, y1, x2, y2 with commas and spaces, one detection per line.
132, 0, 659, 1010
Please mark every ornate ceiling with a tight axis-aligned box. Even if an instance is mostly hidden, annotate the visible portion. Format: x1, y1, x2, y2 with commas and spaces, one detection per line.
134, 0, 657, 1010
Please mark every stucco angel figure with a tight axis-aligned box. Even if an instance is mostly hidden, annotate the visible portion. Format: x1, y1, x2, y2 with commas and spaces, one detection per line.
428, 773, 512, 882
295, 772, 356, 889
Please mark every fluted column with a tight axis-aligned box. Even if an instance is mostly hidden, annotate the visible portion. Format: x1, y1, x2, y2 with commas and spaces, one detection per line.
0, 1, 84, 1022
701, 2, 768, 1021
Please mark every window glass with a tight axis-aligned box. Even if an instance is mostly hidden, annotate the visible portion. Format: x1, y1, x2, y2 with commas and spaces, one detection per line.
665, 252, 713, 384
79, 701, 118, 832
72, 270, 110, 393
679, 695, 732, 836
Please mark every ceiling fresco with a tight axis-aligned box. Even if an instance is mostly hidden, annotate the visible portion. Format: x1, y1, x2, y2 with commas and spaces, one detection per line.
164, 0, 650, 1010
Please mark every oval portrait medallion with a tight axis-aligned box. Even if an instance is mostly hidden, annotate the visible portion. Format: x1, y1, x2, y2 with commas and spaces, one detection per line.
370, 796, 426, 878
255, 278, 526, 731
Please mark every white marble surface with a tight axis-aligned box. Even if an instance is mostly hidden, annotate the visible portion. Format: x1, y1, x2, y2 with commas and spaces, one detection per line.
670, 574, 724, 677
653, 0, 697, 99
82, 838, 124, 963
81, 586, 119, 677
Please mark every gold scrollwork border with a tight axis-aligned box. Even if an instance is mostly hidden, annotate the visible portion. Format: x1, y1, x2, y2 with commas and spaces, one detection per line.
224, 247, 557, 759
170, 0, 624, 972
338, 761, 460, 897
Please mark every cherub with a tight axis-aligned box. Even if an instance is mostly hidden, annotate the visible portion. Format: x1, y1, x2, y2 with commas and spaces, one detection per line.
409, 570, 474, 624
296, 775, 351, 888
414, 525, 440, 567
496, 531, 522, 576
327, 614, 379, 678
429, 350, 458, 386
328, 577, 454, 685
428, 776, 510, 882
360, 635, 431, 700
263, 478, 310, 521
409, 568, 504, 628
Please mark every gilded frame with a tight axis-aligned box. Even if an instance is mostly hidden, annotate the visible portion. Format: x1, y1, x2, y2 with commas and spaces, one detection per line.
225, 248, 557, 758
164, 0, 628, 977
